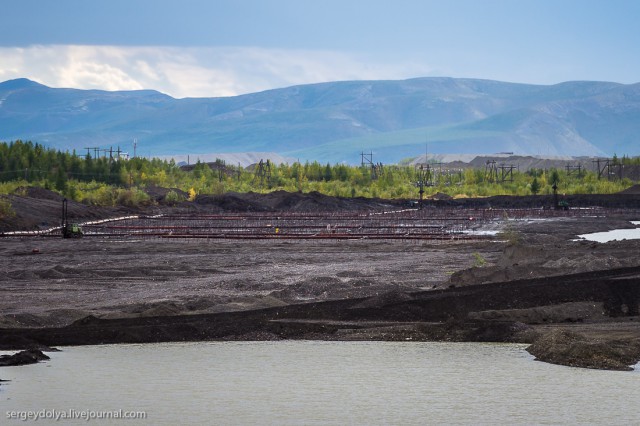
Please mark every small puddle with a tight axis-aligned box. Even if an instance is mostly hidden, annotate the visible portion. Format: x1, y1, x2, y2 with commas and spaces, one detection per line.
577, 221, 640, 243
462, 230, 499, 236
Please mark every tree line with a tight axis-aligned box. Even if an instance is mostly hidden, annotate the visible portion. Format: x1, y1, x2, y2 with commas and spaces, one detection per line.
0, 140, 636, 208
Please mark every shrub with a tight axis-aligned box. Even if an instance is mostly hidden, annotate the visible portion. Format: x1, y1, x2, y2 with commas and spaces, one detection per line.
12, 186, 28, 197
0, 197, 15, 219
472, 252, 487, 268
164, 190, 185, 205
116, 188, 151, 207
497, 223, 522, 245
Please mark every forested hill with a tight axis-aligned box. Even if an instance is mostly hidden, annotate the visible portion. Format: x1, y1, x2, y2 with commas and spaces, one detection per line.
1, 77, 639, 164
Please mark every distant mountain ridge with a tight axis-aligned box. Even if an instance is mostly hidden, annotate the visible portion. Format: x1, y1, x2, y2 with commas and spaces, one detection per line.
1, 77, 639, 164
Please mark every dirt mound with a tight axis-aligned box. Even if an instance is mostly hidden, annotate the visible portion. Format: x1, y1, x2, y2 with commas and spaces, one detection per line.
144, 184, 189, 203
527, 329, 640, 371
37, 268, 66, 279
261, 190, 342, 211
618, 184, 640, 195
428, 192, 453, 201
0, 310, 94, 329
0, 191, 134, 232
469, 302, 606, 323
196, 193, 270, 212
257, 191, 389, 212
247, 190, 387, 212
542, 254, 623, 271
23, 187, 65, 201
422, 193, 640, 209
448, 263, 523, 286
270, 276, 345, 301
0, 349, 50, 366
0, 313, 51, 328
498, 244, 550, 267
195, 190, 395, 213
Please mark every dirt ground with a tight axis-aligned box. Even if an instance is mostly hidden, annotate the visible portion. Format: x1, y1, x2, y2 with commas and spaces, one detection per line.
1, 212, 639, 329
0, 237, 500, 328
1, 189, 639, 369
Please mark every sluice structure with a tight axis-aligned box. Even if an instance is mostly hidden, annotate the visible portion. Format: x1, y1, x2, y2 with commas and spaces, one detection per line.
59, 207, 601, 240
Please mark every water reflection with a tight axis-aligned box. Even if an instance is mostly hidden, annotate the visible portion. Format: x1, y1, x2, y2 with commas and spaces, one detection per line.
1, 341, 639, 425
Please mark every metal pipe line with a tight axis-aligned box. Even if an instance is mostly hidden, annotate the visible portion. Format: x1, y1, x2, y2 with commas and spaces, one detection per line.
2, 206, 623, 240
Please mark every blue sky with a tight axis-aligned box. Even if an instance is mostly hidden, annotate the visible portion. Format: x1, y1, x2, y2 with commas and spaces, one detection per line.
1, 0, 638, 97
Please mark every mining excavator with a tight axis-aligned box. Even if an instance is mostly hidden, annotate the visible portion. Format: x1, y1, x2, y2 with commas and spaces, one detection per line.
61, 198, 83, 238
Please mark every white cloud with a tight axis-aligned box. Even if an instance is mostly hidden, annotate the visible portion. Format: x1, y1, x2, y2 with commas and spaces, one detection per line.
0, 45, 434, 98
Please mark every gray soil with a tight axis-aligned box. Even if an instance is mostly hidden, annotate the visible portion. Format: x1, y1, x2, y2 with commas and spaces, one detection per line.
1, 189, 639, 370
1, 214, 638, 331
0, 237, 499, 328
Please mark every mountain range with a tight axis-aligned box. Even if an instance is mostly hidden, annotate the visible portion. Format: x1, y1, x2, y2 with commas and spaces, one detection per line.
1, 77, 639, 164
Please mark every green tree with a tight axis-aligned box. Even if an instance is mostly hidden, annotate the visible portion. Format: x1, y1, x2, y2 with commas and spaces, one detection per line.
323, 163, 333, 181
54, 167, 67, 192
549, 169, 560, 187
530, 177, 541, 195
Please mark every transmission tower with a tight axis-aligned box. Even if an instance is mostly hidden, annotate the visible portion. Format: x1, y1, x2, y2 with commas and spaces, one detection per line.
484, 160, 499, 183
253, 159, 272, 187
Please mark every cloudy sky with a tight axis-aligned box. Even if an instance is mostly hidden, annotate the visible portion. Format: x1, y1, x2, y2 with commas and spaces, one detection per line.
2, 0, 639, 98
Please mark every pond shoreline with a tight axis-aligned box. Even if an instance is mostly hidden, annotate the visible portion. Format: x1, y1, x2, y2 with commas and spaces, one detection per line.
2, 265, 639, 370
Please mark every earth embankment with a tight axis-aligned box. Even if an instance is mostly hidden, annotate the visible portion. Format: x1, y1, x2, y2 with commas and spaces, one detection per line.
1, 263, 639, 369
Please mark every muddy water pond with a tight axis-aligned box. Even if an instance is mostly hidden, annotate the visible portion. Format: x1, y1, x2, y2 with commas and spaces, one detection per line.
578, 221, 640, 242
2, 341, 639, 425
